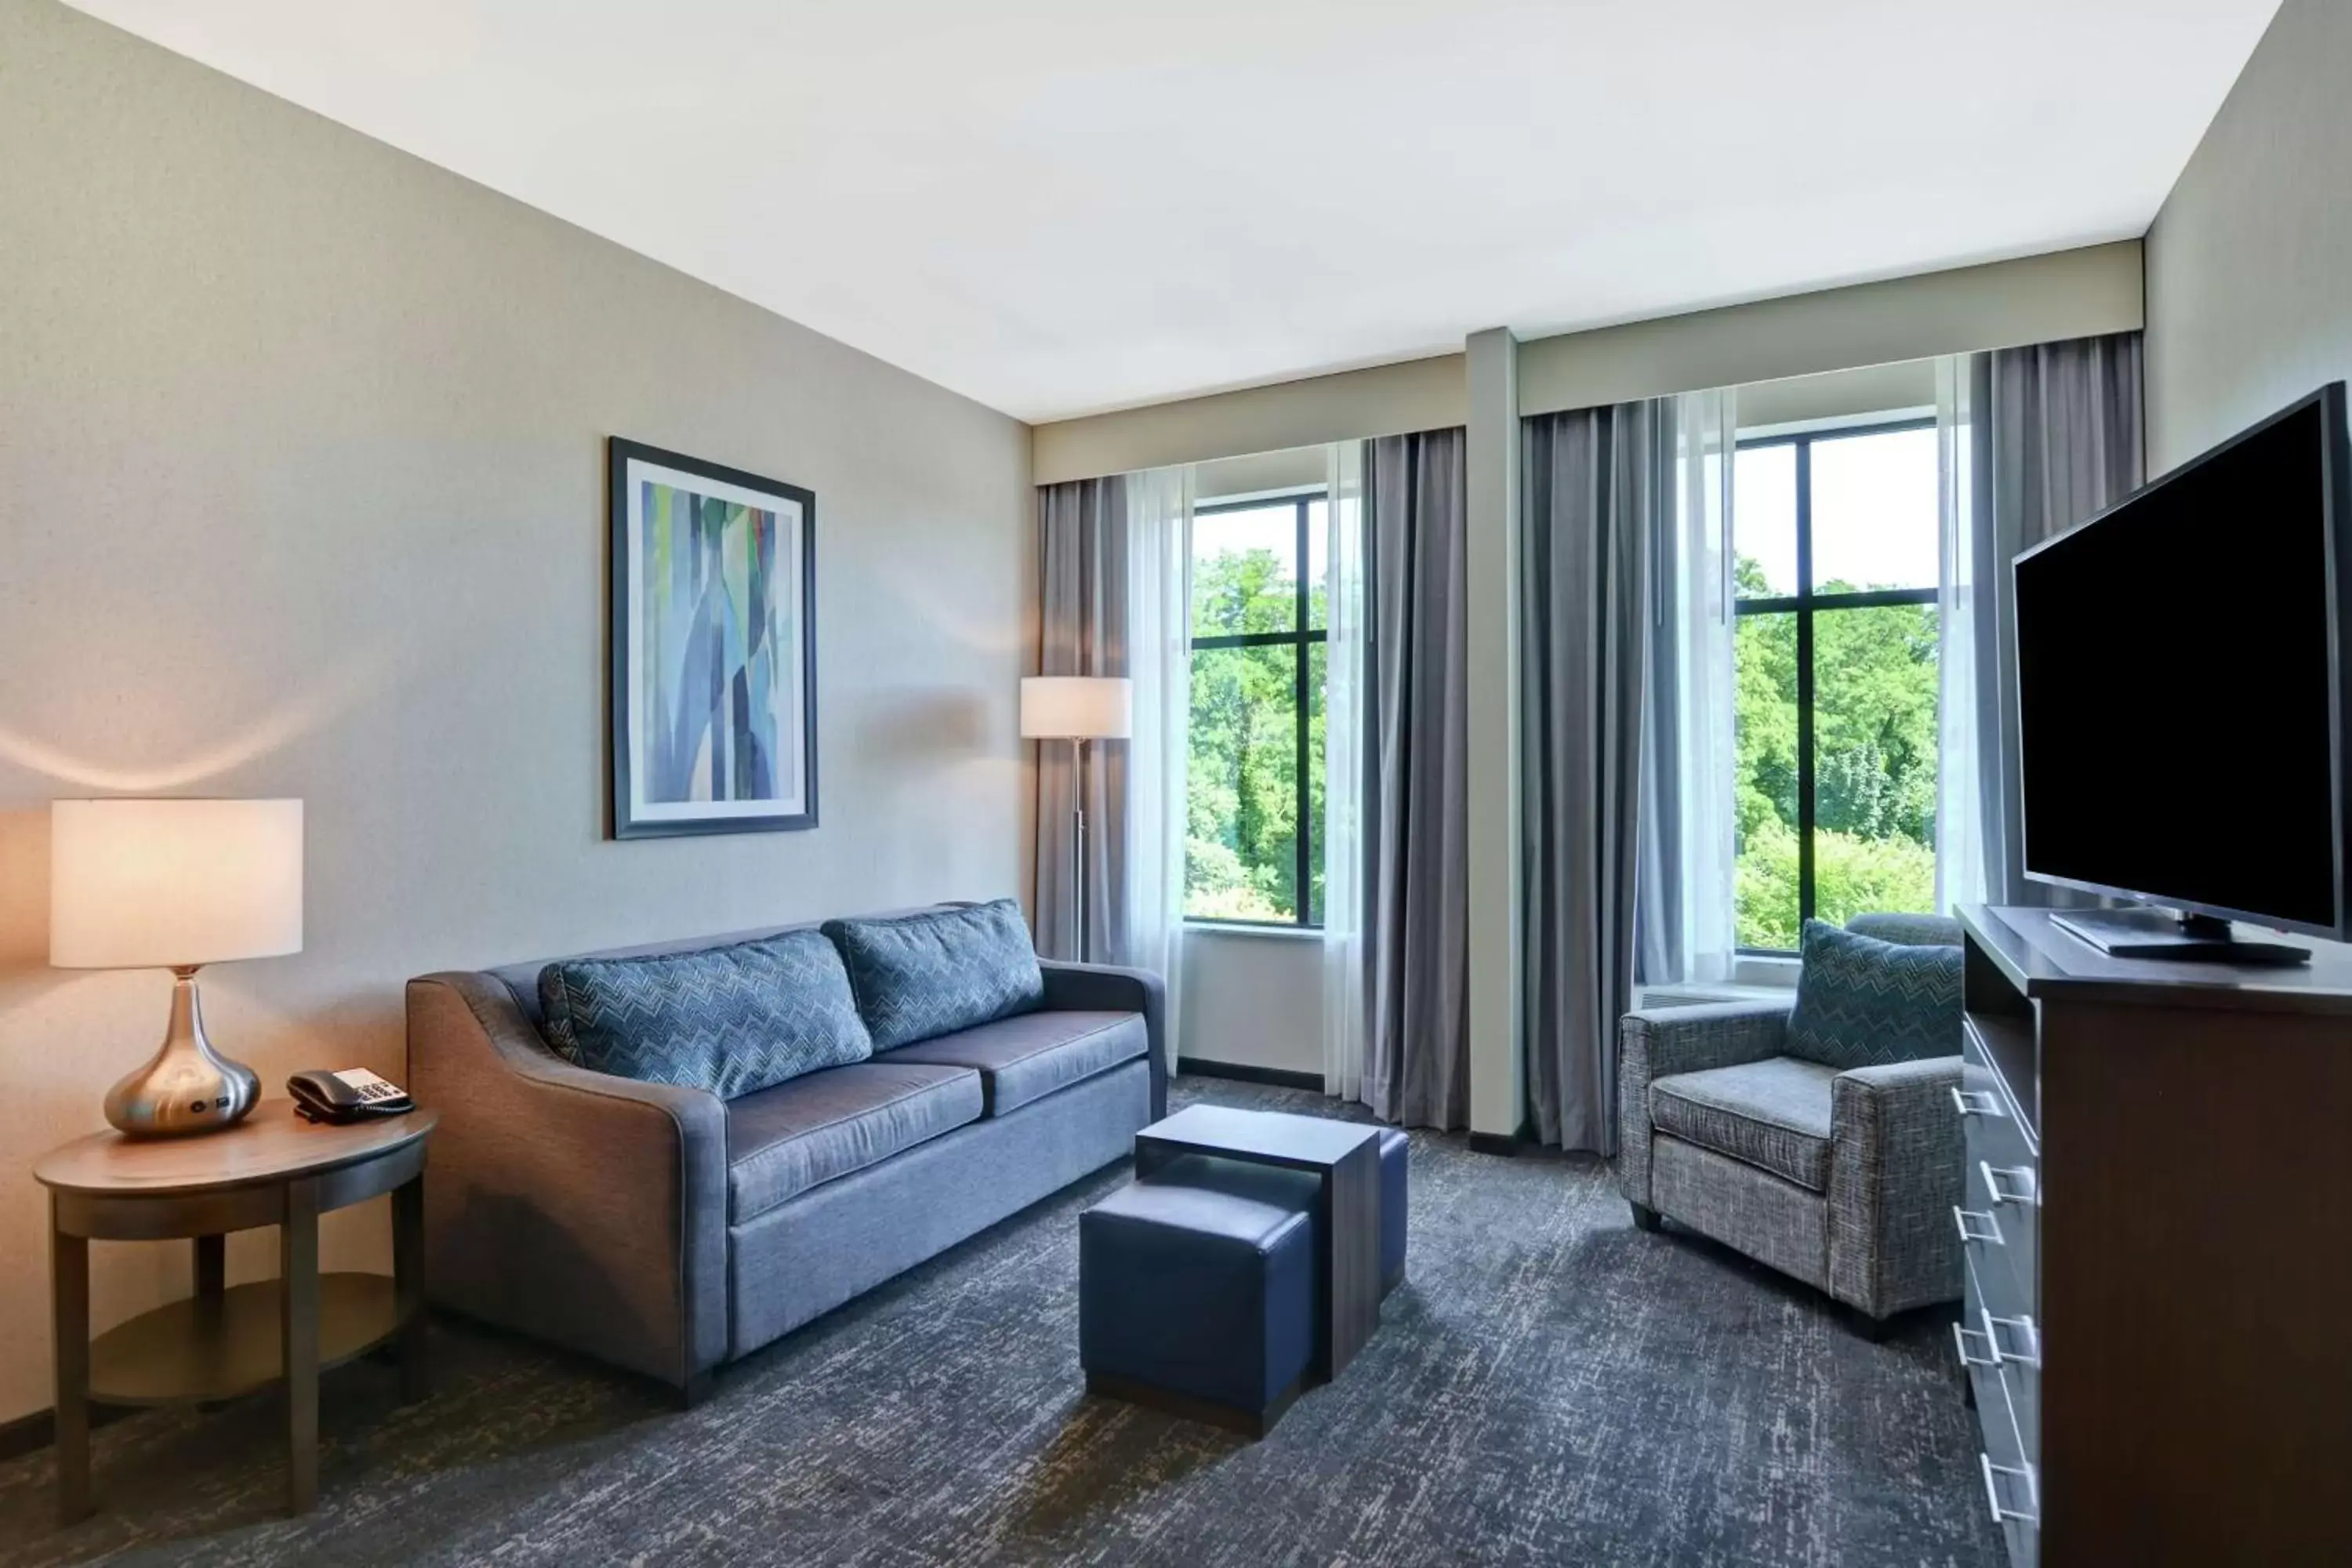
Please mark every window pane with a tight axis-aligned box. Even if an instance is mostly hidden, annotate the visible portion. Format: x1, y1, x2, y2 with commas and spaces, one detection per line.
1306, 499, 1330, 630
1734, 444, 1797, 598
1185, 644, 1301, 922
1811, 602, 1941, 928
1307, 639, 1327, 924
1735, 608, 1799, 949
1811, 427, 1939, 592
1192, 503, 1298, 637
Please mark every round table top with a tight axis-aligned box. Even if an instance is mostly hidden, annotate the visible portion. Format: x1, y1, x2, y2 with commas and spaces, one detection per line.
34, 1101, 437, 1197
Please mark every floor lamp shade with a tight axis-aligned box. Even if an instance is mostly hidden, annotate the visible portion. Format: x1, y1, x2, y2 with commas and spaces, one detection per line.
49, 798, 304, 1138
1021, 677, 1132, 741
1021, 678, 1128, 965
51, 799, 305, 969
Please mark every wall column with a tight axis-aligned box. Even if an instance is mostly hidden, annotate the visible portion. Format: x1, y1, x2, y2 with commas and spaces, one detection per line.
1464, 327, 1526, 1147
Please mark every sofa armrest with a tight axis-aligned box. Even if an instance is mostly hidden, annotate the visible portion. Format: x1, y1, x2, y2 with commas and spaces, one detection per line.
1616, 1000, 1791, 1210
405, 972, 729, 1391
1038, 960, 1167, 1121
1827, 1054, 1966, 1319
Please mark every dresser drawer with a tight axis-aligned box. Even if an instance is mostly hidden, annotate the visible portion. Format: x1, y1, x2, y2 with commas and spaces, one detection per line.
1962, 1251, 2042, 1568
1963, 1127, 2038, 1321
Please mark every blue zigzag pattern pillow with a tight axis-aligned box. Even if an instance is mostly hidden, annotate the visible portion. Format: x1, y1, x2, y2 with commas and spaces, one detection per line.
539, 931, 873, 1099
1785, 919, 1962, 1072
826, 899, 1044, 1050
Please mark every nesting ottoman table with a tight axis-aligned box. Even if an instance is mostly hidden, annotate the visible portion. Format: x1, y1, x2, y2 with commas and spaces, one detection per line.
1080, 1105, 1408, 1436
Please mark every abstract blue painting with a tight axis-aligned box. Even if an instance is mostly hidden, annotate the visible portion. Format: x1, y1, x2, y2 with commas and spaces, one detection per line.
609, 438, 817, 837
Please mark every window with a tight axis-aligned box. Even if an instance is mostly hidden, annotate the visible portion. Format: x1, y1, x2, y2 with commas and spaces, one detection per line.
1185, 491, 1327, 926
1733, 421, 1940, 951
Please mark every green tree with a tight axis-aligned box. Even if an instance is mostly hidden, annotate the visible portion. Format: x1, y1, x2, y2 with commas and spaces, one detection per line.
1733, 557, 1940, 949
1185, 546, 1324, 922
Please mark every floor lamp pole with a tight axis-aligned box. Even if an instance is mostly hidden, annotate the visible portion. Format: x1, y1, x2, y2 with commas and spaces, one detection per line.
1069, 737, 1088, 964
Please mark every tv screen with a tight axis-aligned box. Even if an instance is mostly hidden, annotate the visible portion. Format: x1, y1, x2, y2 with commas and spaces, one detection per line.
2013, 386, 2348, 936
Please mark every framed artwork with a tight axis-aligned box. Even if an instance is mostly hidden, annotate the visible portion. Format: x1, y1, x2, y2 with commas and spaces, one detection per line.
608, 437, 818, 838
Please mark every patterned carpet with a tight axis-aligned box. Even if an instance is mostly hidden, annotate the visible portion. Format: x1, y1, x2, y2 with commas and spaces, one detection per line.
0, 1080, 2000, 1566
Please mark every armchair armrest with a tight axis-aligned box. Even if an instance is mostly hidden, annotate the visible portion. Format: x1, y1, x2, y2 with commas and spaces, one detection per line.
1617, 1000, 1791, 1207
1827, 1055, 1966, 1319
1038, 960, 1167, 1121
405, 972, 729, 1392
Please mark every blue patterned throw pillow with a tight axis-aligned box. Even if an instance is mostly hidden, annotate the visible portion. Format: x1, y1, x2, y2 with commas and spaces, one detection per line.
539, 931, 873, 1099
824, 899, 1044, 1050
1784, 919, 1962, 1072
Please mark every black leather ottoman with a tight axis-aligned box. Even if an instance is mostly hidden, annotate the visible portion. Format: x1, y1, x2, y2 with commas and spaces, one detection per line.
1078, 1153, 1319, 1437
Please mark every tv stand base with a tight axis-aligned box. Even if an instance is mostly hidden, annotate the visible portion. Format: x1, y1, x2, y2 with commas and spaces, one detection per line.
2051, 907, 2311, 967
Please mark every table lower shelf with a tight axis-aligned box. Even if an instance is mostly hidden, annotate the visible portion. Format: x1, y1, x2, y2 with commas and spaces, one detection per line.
89, 1272, 405, 1407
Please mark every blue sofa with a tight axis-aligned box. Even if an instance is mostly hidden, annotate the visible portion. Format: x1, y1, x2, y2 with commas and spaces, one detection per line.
405, 906, 1163, 1402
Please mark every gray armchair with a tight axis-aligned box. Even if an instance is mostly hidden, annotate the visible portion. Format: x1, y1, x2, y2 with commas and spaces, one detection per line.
1616, 913, 1964, 1333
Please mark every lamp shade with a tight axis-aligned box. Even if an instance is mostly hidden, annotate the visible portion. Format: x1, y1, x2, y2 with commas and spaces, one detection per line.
1021, 676, 1131, 740
50, 799, 304, 970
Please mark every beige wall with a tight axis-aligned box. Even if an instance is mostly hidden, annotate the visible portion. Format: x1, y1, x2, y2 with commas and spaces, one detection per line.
2146, 0, 2349, 474
0, 0, 1034, 1425
1177, 931, 1322, 1079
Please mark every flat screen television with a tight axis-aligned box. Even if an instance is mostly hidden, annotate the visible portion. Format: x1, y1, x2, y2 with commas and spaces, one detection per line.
2013, 382, 2352, 964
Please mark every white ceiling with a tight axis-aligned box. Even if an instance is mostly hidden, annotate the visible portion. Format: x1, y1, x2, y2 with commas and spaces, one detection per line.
70, 0, 2280, 423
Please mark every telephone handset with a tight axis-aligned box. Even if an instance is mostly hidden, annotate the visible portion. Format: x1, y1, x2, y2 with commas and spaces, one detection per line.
288, 1068, 414, 1124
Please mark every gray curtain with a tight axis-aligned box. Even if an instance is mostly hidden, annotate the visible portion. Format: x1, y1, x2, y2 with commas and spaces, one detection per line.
1034, 476, 1130, 962
1522, 401, 1671, 1153
1363, 429, 1470, 1129
1970, 332, 2145, 905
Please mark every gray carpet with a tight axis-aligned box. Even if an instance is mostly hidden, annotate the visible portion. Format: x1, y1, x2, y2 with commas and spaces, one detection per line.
0, 1080, 2000, 1566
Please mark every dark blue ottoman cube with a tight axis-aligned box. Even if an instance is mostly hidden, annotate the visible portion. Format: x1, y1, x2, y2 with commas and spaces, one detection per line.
1379, 1128, 1408, 1295
1080, 1154, 1319, 1437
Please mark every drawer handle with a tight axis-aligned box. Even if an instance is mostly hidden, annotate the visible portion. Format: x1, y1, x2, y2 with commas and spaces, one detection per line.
1980, 1453, 2041, 1528
1984, 1308, 2042, 1370
1953, 1323, 1998, 1370
1982, 1161, 2040, 1208
1951, 1087, 2005, 1120
1954, 1206, 2005, 1247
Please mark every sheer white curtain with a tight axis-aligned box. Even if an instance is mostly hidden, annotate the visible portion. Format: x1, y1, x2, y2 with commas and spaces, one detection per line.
1320, 441, 1368, 1099
1934, 357, 1986, 912
1123, 464, 1192, 1069
1638, 387, 1739, 984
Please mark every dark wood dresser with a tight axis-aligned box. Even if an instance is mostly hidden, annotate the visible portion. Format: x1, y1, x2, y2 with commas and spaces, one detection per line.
1955, 906, 2352, 1568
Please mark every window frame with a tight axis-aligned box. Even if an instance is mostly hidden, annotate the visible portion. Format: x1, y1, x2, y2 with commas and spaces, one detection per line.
1734, 416, 1940, 955
1185, 488, 1327, 931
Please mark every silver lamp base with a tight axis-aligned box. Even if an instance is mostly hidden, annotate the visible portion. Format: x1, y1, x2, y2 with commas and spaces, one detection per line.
103, 967, 260, 1138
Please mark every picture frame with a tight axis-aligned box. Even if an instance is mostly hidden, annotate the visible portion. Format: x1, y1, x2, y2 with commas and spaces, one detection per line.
608, 437, 818, 838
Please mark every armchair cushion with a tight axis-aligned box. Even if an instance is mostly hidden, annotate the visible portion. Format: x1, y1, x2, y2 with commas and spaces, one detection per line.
1784, 920, 1961, 1072
826, 898, 1044, 1049
1650, 1057, 1838, 1192
538, 930, 872, 1100
1844, 912, 1964, 948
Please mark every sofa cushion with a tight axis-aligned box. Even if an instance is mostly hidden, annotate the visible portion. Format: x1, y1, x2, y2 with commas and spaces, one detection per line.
1651, 1057, 1838, 1192
884, 1010, 1146, 1116
824, 898, 1044, 1050
726, 1060, 983, 1224
1784, 919, 1962, 1072
539, 931, 871, 1099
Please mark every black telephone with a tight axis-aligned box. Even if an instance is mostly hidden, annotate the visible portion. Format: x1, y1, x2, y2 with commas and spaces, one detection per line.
288, 1069, 414, 1124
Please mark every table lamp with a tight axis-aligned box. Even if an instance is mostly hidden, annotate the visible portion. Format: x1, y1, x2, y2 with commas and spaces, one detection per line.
50, 798, 305, 1138
1020, 677, 1131, 962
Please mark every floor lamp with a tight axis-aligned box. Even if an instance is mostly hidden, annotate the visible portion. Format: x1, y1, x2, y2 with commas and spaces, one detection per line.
1021, 675, 1132, 963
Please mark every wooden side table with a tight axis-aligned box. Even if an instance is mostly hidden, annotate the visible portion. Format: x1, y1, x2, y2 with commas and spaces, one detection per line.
34, 1100, 437, 1523
1133, 1105, 1385, 1381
